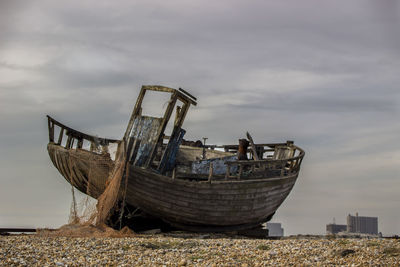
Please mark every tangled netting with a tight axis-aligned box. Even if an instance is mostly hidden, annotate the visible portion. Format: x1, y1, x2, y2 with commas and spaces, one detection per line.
38, 140, 134, 237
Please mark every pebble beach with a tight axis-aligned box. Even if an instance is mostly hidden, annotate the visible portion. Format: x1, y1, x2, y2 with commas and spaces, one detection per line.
1, 233, 400, 266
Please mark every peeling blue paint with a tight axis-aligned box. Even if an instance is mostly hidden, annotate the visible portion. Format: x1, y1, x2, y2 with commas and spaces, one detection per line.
158, 128, 186, 173
128, 116, 161, 167
192, 155, 238, 175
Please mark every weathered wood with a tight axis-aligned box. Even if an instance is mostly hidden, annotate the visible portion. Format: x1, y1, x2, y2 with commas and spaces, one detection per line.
0, 228, 36, 233
202, 137, 208, 160
90, 141, 97, 152
238, 164, 244, 179
158, 128, 186, 173
128, 116, 162, 167
70, 138, 75, 149
145, 92, 178, 168
124, 88, 146, 142
48, 119, 54, 142
45, 85, 305, 232
47, 115, 118, 145
47, 139, 302, 231
174, 105, 181, 126
192, 155, 237, 175
246, 131, 260, 161
179, 87, 197, 101
225, 165, 230, 179
65, 135, 73, 149
57, 128, 64, 145
175, 103, 189, 129
141, 85, 197, 106
208, 162, 213, 183
77, 139, 83, 149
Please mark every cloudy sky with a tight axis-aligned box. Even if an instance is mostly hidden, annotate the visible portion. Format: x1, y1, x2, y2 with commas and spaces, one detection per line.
1, 0, 399, 235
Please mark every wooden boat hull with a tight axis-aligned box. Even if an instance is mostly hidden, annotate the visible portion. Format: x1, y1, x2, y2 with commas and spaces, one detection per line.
46, 86, 304, 231
48, 143, 299, 231
126, 166, 298, 231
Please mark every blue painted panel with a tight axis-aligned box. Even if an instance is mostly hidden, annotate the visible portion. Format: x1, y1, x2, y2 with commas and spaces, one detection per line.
158, 128, 186, 174
127, 116, 161, 167
191, 155, 238, 175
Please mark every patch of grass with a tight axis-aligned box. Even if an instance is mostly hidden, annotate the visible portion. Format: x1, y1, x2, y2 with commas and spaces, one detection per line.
383, 247, 400, 256
257, 244, 271, 250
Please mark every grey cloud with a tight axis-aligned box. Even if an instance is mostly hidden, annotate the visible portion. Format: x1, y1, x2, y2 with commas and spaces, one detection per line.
0, 0, 399, 235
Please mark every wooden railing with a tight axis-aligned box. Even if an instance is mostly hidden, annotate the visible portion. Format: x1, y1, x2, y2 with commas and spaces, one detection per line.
204, 143, 305, 181
47, 115, 120, 152
224, 152, 304, 180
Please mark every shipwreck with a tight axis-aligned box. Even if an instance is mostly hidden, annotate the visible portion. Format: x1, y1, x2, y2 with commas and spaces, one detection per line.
46, 85, 305, 232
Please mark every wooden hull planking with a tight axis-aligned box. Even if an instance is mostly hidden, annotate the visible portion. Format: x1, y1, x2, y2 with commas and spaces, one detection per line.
48, 142, 299, 231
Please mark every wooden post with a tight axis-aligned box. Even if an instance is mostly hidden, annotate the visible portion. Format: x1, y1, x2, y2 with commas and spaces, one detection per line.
225, 164, 230, 180
208, 163, 213, 183
57, 128, 64, 145
48, 119, 54, 142
174, 105, 181, 126
70, 138, 75, 149
262, 161, 267, 171
123, 87, 146, 141
90, 141, 95, 152
202, 137, 208, 160
246, 132, 260, 161
66, 135, 72, 149
238, 164, 243, 180
77, 139, 83, 149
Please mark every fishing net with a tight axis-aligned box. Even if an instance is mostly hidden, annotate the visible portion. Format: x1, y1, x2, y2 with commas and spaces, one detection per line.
94, 140, 126, 225
39, 140, 133, 237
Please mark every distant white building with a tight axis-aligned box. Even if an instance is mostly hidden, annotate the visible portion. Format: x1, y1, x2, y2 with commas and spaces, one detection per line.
267, 223, 284, 237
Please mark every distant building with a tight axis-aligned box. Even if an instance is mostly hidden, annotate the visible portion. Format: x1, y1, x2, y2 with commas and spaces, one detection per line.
326, 213, 378, 236
267, 223, 284, 237
347, 213, 378, 235
326, 223, 347, 234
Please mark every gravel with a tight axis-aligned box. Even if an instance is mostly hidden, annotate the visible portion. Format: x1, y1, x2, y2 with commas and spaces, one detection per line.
1, 233, 399, 266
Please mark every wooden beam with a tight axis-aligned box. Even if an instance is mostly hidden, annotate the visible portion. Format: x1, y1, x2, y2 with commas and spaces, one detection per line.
142, 85, 176, 93
238, 164, 243, 180
145, 92, 178, 168
179, 87, 197, 101
46, 115, 118, 145
246, 132, 260, 161
123, 88, 146, 141
66, 135, 73, 149
142, 85, 197, 106
174, 102, 190, 129
225, 165, 230, 180
208, 163, 213, 183
48, 119, 54, 142
57, 128, 64, 145
77, 139, 83, 149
